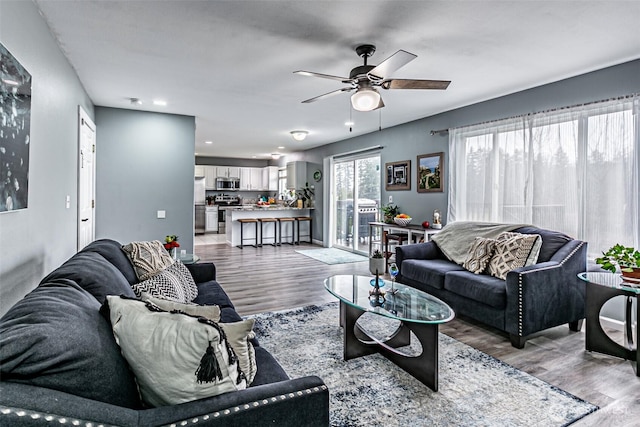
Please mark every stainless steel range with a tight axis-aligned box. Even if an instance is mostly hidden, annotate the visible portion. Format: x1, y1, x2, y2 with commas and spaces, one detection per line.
214, 194, 241, 233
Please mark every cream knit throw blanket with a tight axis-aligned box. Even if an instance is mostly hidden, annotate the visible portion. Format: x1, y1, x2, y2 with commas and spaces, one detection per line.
431, 221, 528, 265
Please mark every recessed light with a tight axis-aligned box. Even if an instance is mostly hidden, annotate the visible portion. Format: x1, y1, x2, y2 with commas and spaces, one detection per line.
277, 146, 285, 149
153, 100, 167, 106
252, 155, 257, 158
204, 140, 213, 144
344, 121, 354, 126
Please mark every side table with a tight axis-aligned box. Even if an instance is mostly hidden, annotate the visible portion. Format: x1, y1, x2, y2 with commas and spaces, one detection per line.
177, 253, 200, 265
578, 272, 638, 376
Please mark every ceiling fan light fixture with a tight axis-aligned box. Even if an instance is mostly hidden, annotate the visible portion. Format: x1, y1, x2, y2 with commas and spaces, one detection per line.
290, 130, 308, 141
351, 87, 381, 112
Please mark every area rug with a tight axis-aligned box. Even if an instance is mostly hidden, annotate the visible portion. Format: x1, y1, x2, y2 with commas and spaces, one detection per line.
295, 248, 368, 265
250, 302, 598, 427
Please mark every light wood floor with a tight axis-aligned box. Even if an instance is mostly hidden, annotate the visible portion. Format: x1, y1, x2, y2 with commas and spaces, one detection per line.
195, 242, 640, 426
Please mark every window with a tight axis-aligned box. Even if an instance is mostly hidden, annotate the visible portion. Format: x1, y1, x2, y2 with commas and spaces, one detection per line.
449, 96, 639, 257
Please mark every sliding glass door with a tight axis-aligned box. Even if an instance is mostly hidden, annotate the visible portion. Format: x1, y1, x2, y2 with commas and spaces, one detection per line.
332, 154, 381, 254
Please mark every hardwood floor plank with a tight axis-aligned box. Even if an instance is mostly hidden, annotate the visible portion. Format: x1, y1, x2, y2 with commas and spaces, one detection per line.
195, 242, 640, 425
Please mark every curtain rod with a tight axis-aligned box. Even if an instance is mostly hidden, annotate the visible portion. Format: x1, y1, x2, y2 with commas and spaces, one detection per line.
430, 93, 638, 135
332, 145, 383, 160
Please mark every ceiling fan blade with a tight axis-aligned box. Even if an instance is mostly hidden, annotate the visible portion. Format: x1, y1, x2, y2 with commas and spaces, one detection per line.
367, 50, 417, 80
384, 79, 451, 90
294, 70, 351, 82
302, 87, 353, 103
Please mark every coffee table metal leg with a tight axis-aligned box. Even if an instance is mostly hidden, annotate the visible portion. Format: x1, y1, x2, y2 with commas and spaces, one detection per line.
342, 302, 377, 360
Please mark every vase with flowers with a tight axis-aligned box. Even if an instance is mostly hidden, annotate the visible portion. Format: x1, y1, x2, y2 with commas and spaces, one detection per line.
163, 235, 180, 259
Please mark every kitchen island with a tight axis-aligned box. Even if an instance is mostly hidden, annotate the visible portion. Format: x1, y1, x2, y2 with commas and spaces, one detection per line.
226, 205, 313, 247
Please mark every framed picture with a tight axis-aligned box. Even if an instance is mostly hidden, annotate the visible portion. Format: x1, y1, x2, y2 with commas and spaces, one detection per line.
417, 152, 443, 193
385, 160, 411, 191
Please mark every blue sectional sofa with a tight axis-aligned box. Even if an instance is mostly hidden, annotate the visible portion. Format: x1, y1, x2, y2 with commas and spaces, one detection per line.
396, 223, 587, 348
0, 239, 328, 426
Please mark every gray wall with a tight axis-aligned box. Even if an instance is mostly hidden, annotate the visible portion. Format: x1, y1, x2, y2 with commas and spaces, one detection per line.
0, 1, 95, 316
300, 59, 640, 243
95, 107, 195, 252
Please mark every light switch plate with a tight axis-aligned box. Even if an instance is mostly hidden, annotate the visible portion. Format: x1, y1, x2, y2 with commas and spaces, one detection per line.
157, 210, 166, 219
388, 195, 393, 203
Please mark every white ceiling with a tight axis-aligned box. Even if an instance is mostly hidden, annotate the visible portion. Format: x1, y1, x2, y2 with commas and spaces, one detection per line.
35, 0, 640, 159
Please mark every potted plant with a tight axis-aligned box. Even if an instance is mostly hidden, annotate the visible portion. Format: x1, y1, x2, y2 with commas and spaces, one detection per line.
369, 249, 386, 276
595, 244, 640, 280
380, 203, 399, 224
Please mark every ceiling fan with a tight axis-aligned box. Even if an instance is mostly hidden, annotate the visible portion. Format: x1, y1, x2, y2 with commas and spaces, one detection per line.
294, 44, 450, 112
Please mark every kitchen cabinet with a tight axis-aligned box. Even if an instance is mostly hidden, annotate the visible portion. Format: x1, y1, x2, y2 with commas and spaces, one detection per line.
263, 166, 279, 191
217, 166, 240, 179
239, 167, 263, 191
204, 166, 217, 190
194, 165, 205, 178
205, 206, 218, 232
286, 161, 307, 190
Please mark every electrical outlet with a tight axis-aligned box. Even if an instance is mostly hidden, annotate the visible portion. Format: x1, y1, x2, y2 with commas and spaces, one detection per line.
388, 195, 393, 203
157, 210, 166, 219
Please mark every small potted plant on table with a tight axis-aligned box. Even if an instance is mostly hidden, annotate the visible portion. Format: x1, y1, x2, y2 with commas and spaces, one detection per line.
595, 244, 640, 281
380, 203, 399, 224
370, 249, 386, 276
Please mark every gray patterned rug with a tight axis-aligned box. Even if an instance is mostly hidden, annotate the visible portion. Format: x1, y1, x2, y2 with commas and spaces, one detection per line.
295, 248, 368, 265
251, 302, 597, 427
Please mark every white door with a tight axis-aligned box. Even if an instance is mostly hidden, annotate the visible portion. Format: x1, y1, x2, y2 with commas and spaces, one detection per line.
78, 107, 96, 250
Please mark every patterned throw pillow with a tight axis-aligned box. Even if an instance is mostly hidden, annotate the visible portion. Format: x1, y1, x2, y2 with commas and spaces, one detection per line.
122, 240, 174, 281
106, 296, 247, 407
463, 237, 497, 274
487, 232, 542, 280
132, 261, 198, 303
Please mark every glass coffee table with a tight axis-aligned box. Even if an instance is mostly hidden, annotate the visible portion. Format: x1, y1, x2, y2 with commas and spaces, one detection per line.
324, 275, 454, 391
578, 272, 639, 376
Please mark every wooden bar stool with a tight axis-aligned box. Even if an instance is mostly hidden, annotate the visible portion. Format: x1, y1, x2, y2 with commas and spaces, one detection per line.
277, 217, 296, 246
294, 216, 312, 245
237, 218, 258, 249
258, 218, 278, 247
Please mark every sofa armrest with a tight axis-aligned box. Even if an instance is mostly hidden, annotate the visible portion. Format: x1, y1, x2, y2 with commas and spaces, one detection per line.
185, 262, 216, 283
1, 377, 329, 427
504, 240, 587, 338
395, 242, 442, 267
140, 376, 329, 426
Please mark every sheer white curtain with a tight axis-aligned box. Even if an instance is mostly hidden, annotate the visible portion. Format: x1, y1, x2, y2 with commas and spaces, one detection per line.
448, 95, 639, 257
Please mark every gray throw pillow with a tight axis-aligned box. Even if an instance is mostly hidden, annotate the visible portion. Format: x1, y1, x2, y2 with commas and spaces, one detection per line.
463, 237, 497, 274
487, 232, 542, 280
132, 260, 198, 303
122, 240, 174, 281
107, 296, 247, 407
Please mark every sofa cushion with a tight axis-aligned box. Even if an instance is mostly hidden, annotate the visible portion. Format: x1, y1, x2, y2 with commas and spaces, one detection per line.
0, 281, 141, 409
487, 232, 541, 280
400, 259, 465, 290
194, 280, 235, 308
122, 240, 174, 281
513, 226, 572, 262
132, 260, 198, 303
444, 270, 507, 309
40, 251, 136, 304
107, 296, 247, 407
250, 346, 289, 386
463, 237, 497, 274
80, 238, 138, 285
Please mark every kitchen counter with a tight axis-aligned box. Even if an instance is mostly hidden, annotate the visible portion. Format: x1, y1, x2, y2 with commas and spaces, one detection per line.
226, 207, 312, 246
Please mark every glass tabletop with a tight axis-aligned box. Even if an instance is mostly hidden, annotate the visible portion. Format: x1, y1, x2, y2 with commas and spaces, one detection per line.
578, 272, 640, 294
324, 275, 454, 324
177, 254, 200, 264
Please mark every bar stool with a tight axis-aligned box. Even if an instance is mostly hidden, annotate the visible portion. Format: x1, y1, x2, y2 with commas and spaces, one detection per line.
258, 218, 278, 247
237, 218, 258, 249
294, 216, 312, 245
384, 231, 414, 272
277, 217, 296, 245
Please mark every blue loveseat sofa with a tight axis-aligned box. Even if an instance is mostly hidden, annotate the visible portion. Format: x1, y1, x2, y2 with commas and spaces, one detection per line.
0, 239, 328, 426
396, 223, 587, 348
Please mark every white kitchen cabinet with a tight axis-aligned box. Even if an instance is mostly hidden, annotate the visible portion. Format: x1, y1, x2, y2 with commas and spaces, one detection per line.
205, 206, 218, 232
286, 161, 307, 189
194, 165, 205, 178
263, 166, 279, 191
204, 166, 217, 190
216, 166, 240, 179
239, 167, 263, 191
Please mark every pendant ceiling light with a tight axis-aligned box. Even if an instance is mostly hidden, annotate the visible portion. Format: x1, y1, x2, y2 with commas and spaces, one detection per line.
350, 87, 381, 112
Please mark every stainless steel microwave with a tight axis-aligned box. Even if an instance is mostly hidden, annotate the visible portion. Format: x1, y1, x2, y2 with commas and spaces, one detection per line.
216, 177, 240, 191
